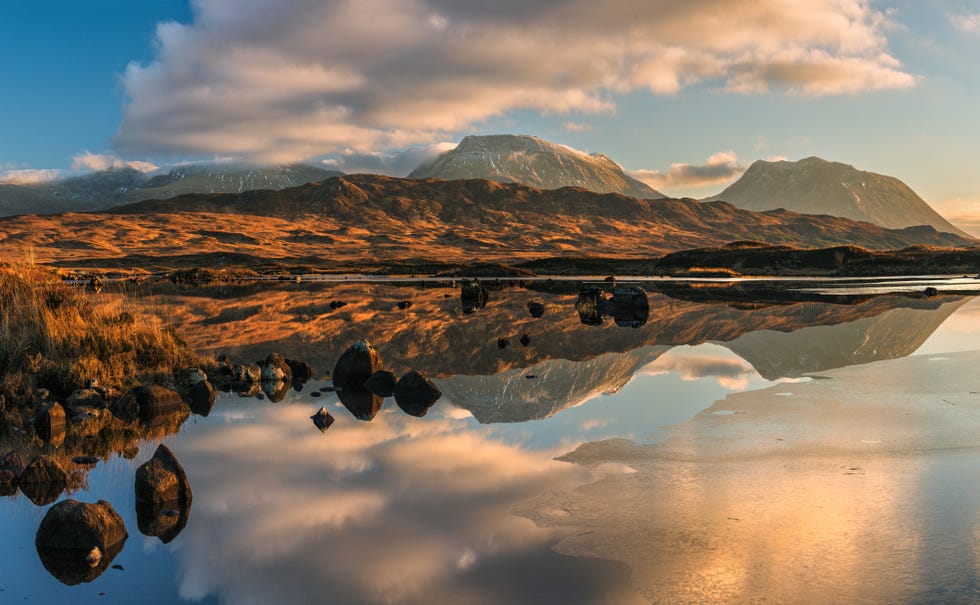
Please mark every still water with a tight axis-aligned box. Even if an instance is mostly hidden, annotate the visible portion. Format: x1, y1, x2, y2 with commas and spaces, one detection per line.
2, 278, 978, 604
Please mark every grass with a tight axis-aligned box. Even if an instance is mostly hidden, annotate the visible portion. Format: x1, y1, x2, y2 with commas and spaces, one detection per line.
0, 263, 206, 399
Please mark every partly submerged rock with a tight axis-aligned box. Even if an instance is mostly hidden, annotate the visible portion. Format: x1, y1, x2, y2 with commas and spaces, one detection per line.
258, 353, 293, 383
311, 407, 335, 432
0, 469, 17, 496
65, 389, 106, 415
394, 370, 442, 417
576, 286, 605, 326
35, 402, 66, 445
19, 456, 68, 506
333, 340, 384, 390
111, 385, 189, 425
364, 370, 397, 397
338, 387, 384, 421
134, 444, 192, 509
261, 380, 290, 403
35, 499, 128, 585
609, 286, 650, 328
286, 358, 314, 382
183, 378, 217, 416
135, 501, 189, 544
460, 280, 489, 313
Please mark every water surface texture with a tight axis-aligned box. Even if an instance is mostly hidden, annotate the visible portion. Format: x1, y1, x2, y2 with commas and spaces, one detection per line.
1, 279, 977, 604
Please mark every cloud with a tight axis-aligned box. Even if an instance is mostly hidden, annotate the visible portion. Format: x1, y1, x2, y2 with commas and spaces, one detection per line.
630, 150, 745, 191
563, 121, 593, 133
321, 142, 456, 175
933, 197, 980, 237
951, 13, 980, 32
640, 349, 759, 390
71, 151, 158, 173
116, 0, 915, 163
0, 168, 65, 185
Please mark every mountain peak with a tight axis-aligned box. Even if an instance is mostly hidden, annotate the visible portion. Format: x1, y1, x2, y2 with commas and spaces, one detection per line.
709, 157, 970, 237
409, 134, 662, 198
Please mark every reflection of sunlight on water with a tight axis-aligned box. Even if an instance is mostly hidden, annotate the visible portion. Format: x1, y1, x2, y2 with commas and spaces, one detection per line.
915, 296, 980, 355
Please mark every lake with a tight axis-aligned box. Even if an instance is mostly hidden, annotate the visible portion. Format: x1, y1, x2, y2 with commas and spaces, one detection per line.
2, 277, 978, 604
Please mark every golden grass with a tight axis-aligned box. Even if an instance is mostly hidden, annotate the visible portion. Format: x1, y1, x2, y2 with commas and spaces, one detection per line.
0, 264, 205, 398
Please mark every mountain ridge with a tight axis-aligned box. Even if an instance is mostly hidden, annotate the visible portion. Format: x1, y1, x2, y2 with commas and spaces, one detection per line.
705, 156, 968, 237
408, 134, 663, 198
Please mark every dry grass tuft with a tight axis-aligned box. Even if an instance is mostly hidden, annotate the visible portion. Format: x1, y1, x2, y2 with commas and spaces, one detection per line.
0, 264, 206, 398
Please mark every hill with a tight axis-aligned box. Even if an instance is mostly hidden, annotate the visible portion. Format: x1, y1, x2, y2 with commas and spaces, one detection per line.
0, 174, 973, 271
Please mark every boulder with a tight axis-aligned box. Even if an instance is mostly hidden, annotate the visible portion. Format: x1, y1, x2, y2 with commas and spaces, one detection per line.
394, 370, 442, 417
134, 444, 192, 509
183, 379, 217, 416
364, 370, 397, 397
338, 388, 384, 421
285, 358, 314, 382
497, 338, 510, 350
609, 286, 650, 328
35, 402, 66, 444
311, 407, 335, 432
65, 389, 105, 414
329, 300, 347, 310
261, 380, 290, 403
112, 385, 189, 425
333, 340, 384, 390
135, 501, 189, 544
35, 499, 128, 585
519, 334, 531, 347
527, 301, 545, 318
19, 456, 68, 506
575, 286, 605, 326
924, 286, 939, 297
234, 363, 262, 384
396, 300, 413, 310
258, 353, 293, 383
1, 450, 29, 477
460, 280, 489, 313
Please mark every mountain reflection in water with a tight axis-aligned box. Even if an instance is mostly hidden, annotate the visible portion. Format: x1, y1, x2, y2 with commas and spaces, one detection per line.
0, 280, 975, 604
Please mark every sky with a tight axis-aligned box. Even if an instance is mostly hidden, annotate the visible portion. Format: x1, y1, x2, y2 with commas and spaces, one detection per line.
1, 0, 979, 234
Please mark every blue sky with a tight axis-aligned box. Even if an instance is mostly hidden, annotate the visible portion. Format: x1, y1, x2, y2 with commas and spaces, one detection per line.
1, 1, 978, 233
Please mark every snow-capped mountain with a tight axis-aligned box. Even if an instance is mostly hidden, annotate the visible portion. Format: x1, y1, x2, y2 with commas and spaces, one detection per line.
705, 156, 969, 237
0, 163, 343, 216
409, 134, 663, 198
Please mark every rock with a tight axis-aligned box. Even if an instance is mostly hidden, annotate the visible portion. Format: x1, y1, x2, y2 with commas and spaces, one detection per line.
333, 340, 385, 390
65, 389, 105, 414
364, 370, 397, 397
396, 300, 412, 310
258, 353, 293, 383
72, 456, 99, 465
135, 445, 192, 510
285, 358, 314, 382
19, 456, 68, 506
460, 280, 489, 313
575, 286, 605, 326
33, 402, 65, 444
35, 499, 128, 585
338, 388, 384, 421
1, 450, 29, 477
527, 301, 545, 318
609, 286, 649, 328
924, 286, 939, 297
520, 334, 531, 347
183, 379, 216, 416
177, 368, 208, 388
261, 380, 290, 403
394, 370, 442, 417
311, 407, 335, 432
111, 385, 190, 425
497, 338, 510, 350
329, 300, 347, 310
135, 500, 189, 544
234, 363, 262, 384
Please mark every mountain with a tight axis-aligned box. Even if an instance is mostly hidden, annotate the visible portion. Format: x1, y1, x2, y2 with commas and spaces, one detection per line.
2, 174, 973, 270
408, 134, 662, 198
0, 163, 343, 217
705, 156, 970, 237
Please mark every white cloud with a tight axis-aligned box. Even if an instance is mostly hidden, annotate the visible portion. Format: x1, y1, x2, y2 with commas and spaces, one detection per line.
71, 151, 158, 173
321, 142, 456, 175
563, 121, 593, 133
116, 0, 916, 163
0, 168, 65, 185
951, 13, 980, 32
630, 150, 745, 191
